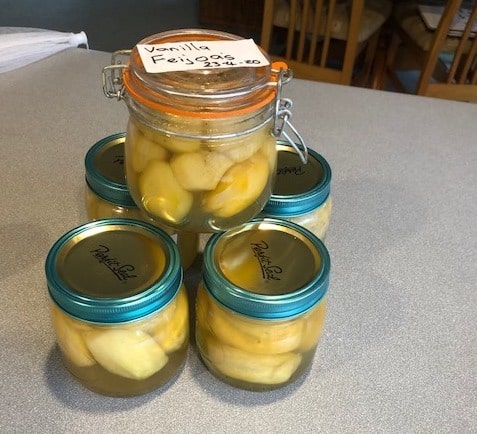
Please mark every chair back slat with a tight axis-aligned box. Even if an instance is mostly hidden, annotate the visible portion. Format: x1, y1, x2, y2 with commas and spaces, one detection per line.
320, 0, 337, 67
417, 0, 477, 100
297, 0, 311, 61
459, 38, 476, 83
308, 0, 325, 64
285, 0, 299, 60
260, 0, 367, 85
449, 5, 477, 84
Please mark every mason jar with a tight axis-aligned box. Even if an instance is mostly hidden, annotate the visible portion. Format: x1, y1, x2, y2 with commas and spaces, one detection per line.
85, 132, 147, 221
45, 219, 189, 397
260, 142, 332, 240
196, 218, 330, 391
84, 133, 197, 269
102, 29, 306, 233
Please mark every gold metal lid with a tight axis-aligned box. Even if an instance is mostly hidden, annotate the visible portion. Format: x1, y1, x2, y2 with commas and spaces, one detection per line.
202, 218, 330, 319
45, 219, 182, 323
262, 142, 332, 216
84, 133, 136, 206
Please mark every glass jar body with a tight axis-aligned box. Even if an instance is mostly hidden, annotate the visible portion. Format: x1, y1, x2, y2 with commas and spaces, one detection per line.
195, 283, 326, 391
85, 183, 146, 221
51, 285, 189, 397
123, 103, 277, 233
262, 196, 332, 241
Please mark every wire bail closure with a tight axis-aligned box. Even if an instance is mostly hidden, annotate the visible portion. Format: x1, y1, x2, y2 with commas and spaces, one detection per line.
272, 67, 308, 164
102, 50, 131, 100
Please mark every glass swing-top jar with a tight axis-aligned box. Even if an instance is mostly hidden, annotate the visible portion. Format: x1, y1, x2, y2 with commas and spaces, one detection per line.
102, 29, 306, 233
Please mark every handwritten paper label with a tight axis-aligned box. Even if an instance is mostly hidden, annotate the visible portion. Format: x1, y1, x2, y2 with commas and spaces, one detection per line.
137, 39, 270, 73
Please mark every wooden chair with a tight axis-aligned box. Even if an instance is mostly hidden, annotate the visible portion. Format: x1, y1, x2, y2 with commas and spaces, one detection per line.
382, 0, 477, 102
260, 0, 392, 86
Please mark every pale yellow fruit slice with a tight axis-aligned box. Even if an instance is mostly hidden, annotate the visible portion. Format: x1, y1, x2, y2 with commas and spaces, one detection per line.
204, 335, 302, 385
128, 122, 169, 173
139, 118, 202, 154
203, 152, 269, 218
84, 328, 168, 380
158, 134, 201, 153
309, 196, 332, 240
171, 150, 234, 191
195, 283, 210, 327
51, 306, 95, 367
207, 296, 303, 355
223, 133, 262, 163
299, 298, 327, 351
151, 286, 189, 353
258, 132, 278, 172
139, 160, 193, 224
140, 124, 200, 154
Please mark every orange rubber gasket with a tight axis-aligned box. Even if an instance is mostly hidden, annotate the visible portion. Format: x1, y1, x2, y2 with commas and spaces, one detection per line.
122, 69, 276, 118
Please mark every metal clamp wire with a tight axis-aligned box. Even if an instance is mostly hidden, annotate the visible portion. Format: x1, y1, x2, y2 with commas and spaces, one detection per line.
272, 69, 308, 164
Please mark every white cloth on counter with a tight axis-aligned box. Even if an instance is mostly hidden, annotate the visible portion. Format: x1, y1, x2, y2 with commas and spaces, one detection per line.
0, 27, 88, 73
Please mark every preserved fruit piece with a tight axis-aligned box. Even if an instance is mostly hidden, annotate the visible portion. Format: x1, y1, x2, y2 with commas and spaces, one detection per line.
261, 144, 332, 240
205, 291, 303, 354
259, 133, 278, 172
138, 121, 202, 154
139, 160, 193, 223
51, 306, 95, 367
223, 131, 263, 163
202, 333, 302, 385
299, 299, 327, 351
128, 122, 169, 173
170, 150, 234, 191
154, 133, 201, 154
151, 286, 189, 353
203, 153, 269, 218
306, 196, 332, 240
84, 328, 168, 380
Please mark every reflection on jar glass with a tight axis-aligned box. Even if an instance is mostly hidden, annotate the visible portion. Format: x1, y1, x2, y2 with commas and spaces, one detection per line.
261, 142, 332, 240
196, 218, 330, 391
45, 219, 189, 397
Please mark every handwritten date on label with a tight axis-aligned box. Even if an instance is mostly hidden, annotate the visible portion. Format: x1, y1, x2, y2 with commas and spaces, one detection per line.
137, 39, 270, 73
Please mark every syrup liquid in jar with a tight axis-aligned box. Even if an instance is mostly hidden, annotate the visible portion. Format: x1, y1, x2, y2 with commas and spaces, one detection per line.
45, 219, 189, 396
196, 218, 330, 391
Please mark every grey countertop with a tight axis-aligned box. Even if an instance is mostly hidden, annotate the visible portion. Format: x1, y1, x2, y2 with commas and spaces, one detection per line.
0, 48, 476, 433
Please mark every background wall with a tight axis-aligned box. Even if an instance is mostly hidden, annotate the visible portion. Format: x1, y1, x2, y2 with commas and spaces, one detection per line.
0, 0, 200, 51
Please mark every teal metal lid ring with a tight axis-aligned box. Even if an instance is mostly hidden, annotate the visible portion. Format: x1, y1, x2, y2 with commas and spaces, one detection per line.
84, 133, 137, 207
262, 143, 332, 217
45, 218, 182, 323
202, 218, 330, 319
